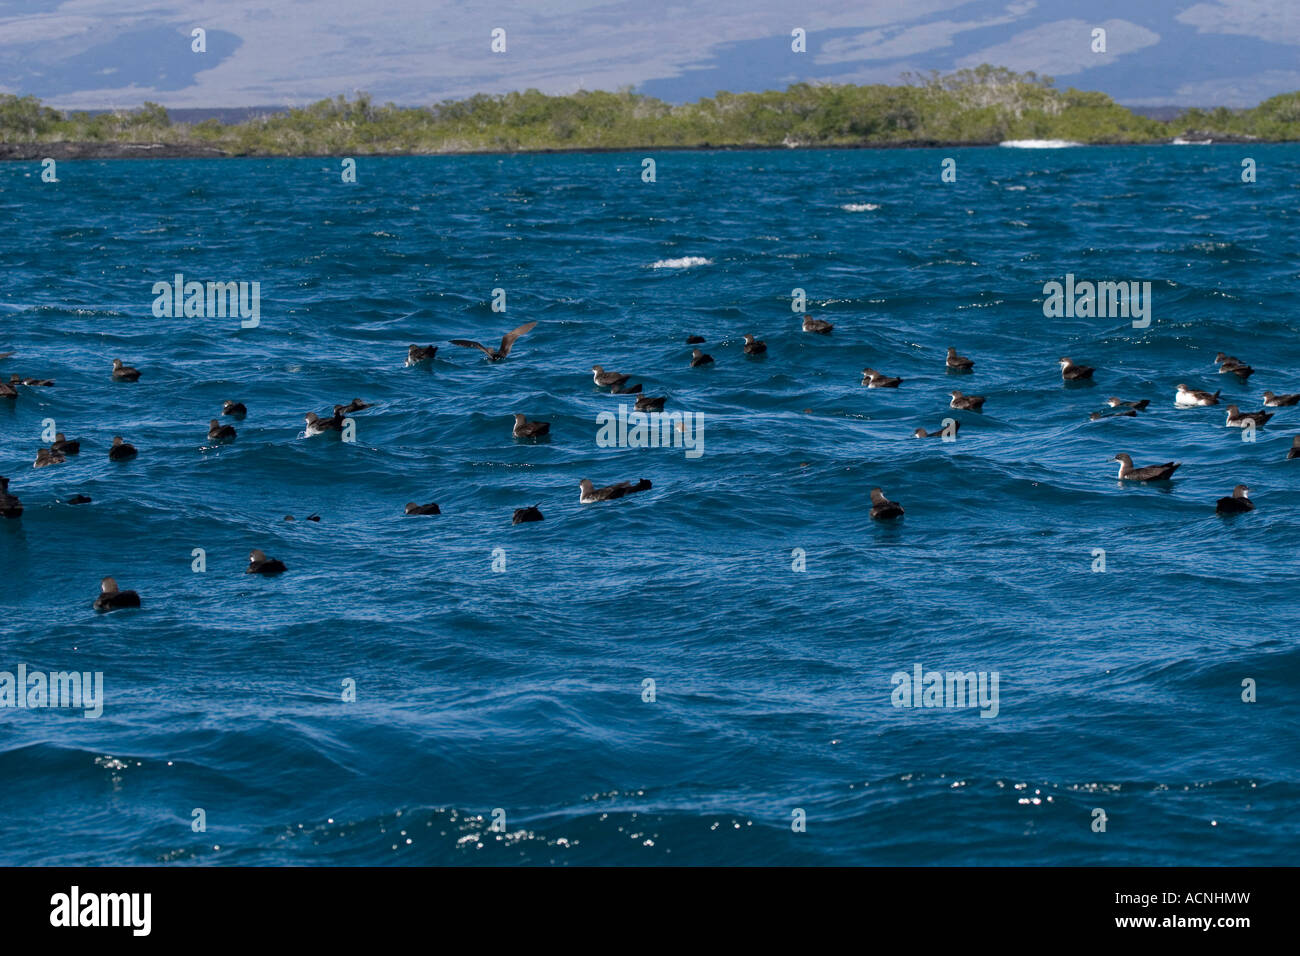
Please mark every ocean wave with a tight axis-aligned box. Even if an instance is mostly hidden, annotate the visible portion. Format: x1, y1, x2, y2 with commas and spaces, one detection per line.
841, 203, 880, 212
999, 139, 1084, 148
649, 256, 712, 269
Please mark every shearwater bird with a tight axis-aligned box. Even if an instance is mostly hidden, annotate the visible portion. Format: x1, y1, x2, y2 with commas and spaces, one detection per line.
1107, 397, 1150, 411
862, 368, 902, 388
0, 477, 22, 519
578, 478, 652, 503
1058, 357, 1095, 381
869, 487, 904, 520
93, 577, 140, 612
950, 390, 986, 411
634, 395, 666, 413
1214, 353, 1254, 379
946, 347, 974, 371
9, 373, 54, 387
913, 421, 960, 438
1175, 384, 1220, 407
304, 411, 343, 436
592, 365, 632, 389
51, 433, 80, 455
404, 501, 441, 515
246, 549, 287, 575
111, 358, 141, 382
208, 419, 237, 441
802, 316, 833, 334
743, 333, 767, 355
450, 321, 537, 361
1262, 390, 1300, 407
690, 348, 714, 367
1112, 453, 1180, 482
1215, 484, 1254, 514
512, 413, 550, 439
341, 398, 372, 413
33, 448, 65, 468
1288, 437, 1300, 460
108, 436, 138, 461
1225, 405, 1272, 428
222, 400, 247, 418
407, 344, 438, 366
0, 381, 16, 399
686, 335, 706, 345
512, 505, 544, 524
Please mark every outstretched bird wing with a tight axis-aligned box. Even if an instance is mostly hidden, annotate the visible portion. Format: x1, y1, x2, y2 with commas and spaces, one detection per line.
450, 339, 493, 356
497, 321, 537, 358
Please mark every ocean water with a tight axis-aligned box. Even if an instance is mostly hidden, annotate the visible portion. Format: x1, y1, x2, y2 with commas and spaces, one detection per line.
1, 146, 1298, 866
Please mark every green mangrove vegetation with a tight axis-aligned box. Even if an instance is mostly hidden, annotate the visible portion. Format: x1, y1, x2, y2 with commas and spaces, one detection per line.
2, 66, 1298, 155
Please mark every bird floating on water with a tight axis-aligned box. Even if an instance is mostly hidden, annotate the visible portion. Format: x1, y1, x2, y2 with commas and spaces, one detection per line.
450, 321, 537, 362
111, 358, 141, 382
579, 478, 652, 502
1262, 390, 1300, 407
862, 368, 902, 388
1112, 453, 1180, 482
246, 549, 287, 575
1225, 405, 1272, 428
946, 347, 974, 371
1175, 384, 1220, 407
869, 487, 904, 520
93, 577, 140, 612
1058, 357, 1094, 381
1215, 484, 1254, 514
512, 413, 550, 439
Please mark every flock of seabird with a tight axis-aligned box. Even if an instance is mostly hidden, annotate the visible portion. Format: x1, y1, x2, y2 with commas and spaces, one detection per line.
1, 316, 1290, 613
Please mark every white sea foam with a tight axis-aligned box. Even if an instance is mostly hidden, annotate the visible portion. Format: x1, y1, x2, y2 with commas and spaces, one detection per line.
650, 256, 712, 269
1172, 137, 1213, 145
999, 139, 1083, 149
841, 203, 880, 212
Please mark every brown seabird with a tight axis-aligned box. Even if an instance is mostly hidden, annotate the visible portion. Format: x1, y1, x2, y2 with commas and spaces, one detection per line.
111, 359, 141, 382
512, 413, 550, 439
1262, 390, 1300, 407
1216, 484, 1254, 514
1225, 405, 1272, 428
1058, 357, 1094, 381
246, 549, 287, 575
93, 576, 141, 612
1112, 453, 1180, 481
108, 436, 138, 461
862, 368, 902, 388
578, 478, 652, 502
950, 390, 986, 411
869, 487, 904, 520
946, 347, 974, 371
450, 321, 537, 362
1175, 384, 1220, 407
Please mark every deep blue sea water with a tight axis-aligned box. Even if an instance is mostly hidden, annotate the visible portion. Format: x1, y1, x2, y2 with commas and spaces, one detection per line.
1, 146, 1298, 865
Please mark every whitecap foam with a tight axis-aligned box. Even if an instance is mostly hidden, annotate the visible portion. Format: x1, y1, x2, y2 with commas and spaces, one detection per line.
999, 139, 1084, 148
650, 256, 712, 269
841, 203, 880, 212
